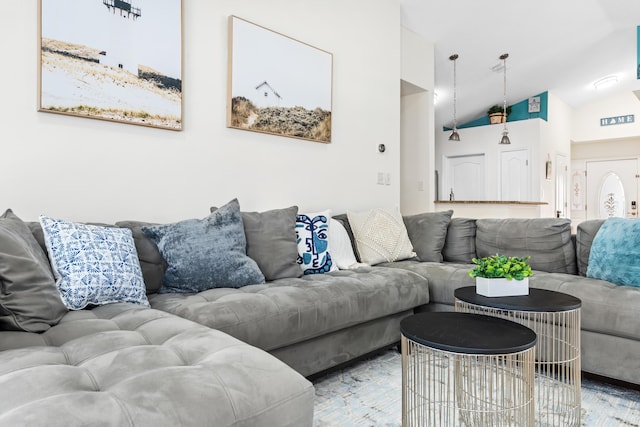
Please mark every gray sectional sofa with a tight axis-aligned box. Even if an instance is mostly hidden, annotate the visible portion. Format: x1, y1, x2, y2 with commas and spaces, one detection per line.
1, 207, 638, 426
383, 217, 640, 386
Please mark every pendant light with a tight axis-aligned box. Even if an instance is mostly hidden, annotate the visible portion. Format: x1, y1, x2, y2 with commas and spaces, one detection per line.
448, 54, 460, 141
499, 53, 511, 144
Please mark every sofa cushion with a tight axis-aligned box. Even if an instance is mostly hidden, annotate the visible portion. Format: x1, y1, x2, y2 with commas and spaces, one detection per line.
475, 218, 577, 274
0, 304, 314, 427
142, 199, 265, 293
39, 215, 149, 311
0, 210, 67, 332
442, 218, 477, 263
586, 218, 640, 287
295, 210, 338, 274
529, 272, 640, 343
148, 267, 429, 351
576, 219, 604, 276
379, 260, 475, 306
403, 210, 453, 262
242, 206, 302, 280
210, 205, 303, 281
347, 207, 416, 265
115, 220, 167, 294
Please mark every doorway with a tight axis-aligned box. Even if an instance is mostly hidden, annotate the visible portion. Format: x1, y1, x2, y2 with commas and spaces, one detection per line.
555, 154, 569, 218
586, 158, 639, 219
444, 154, 485, 201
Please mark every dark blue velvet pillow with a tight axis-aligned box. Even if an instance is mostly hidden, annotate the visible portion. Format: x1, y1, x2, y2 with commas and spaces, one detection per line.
142, 199, 265, 293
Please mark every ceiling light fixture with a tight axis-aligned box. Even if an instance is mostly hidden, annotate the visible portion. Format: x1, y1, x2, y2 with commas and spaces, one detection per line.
499, 53, 511, 145
448, 54, 460, 141
593, 75, 618, 90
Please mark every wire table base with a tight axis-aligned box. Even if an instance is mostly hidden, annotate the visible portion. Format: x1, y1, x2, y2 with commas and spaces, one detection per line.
455, 299, 581, 427
401, 334, 535, 426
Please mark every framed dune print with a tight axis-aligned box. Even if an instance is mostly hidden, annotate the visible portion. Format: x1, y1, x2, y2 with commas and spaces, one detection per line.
227, 16, 333, 143
38, 0, 183, 130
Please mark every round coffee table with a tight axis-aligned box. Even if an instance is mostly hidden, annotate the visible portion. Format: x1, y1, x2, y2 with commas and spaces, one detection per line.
400, 312, 537, 427
454, 286, 582, 427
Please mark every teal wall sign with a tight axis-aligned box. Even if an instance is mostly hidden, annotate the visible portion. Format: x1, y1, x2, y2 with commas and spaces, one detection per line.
600, 115, 634, 126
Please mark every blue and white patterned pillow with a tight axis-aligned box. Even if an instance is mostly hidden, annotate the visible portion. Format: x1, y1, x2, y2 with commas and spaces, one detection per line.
296, 210, 338, 274
39, 215, 149, 310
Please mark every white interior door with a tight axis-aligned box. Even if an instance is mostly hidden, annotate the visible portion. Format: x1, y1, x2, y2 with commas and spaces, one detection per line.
500, 149, 530, 201
444, 154, 485, 200
586, 158, 639, 219
555, 154, 569, 218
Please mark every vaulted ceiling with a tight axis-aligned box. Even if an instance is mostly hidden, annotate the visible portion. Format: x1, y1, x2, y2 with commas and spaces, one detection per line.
400, 0, 640, 130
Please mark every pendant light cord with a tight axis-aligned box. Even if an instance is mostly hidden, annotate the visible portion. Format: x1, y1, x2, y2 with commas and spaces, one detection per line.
451, 54, 458, 130
501, 53, 509, 131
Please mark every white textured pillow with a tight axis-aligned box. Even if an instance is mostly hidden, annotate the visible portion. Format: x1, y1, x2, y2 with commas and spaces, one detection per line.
40, 215, 149, 310
347, 207, 416, 265
329, 219, 364, 269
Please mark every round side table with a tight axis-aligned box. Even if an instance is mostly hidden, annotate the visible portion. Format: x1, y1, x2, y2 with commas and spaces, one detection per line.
455, 286, 582, 427
400, 312, 537, 427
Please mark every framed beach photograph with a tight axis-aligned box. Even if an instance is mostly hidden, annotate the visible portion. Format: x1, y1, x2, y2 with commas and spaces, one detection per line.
38, 0, 183, 130
227, 16, 333, 143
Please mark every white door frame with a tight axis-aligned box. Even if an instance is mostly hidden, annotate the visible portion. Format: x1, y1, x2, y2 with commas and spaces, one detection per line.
585, 156, 640, 219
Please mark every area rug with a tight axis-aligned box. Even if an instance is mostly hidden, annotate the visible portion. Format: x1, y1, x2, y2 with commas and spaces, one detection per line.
312, 349, 640, 427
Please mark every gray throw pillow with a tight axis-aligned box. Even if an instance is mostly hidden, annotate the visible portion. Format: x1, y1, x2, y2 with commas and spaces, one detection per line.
402, 210, 453, 262
475, 218, 577, 274
576, 219, 604, 276
115, 220, 168, 294
0, 209, 67, 331
442, 218, 477, 263
142, 199, 265, 293
210, 206, 302, 281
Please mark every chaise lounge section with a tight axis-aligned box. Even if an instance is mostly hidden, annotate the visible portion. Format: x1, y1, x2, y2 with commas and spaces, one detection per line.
0, 302, 315, 427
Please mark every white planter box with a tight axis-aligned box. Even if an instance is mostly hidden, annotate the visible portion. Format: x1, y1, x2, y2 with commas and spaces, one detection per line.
475, 277, 529, 297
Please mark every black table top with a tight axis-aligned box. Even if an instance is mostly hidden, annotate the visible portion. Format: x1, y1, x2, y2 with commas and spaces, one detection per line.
400, 312, 537, 354
454, 286, 582, 312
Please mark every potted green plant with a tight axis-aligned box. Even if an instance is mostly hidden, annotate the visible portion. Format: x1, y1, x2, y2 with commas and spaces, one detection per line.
468, 254, 532, 297
487, 105, 512, 124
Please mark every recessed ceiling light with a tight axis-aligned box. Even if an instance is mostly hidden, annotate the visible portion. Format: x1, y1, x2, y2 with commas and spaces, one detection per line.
593, 75, 618, 90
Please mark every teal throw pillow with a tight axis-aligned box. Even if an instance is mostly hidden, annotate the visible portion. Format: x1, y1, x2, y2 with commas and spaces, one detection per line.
142, 199, 265, 292
586, 217, 640, 287
40, 215, 149, 310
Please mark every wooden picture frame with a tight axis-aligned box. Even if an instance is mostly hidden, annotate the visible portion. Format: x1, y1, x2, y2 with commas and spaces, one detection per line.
38, 0, 183, 130
227, 16, 333, 143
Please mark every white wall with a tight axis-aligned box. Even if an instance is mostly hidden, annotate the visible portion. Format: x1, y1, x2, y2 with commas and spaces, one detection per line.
400, 27, 434, 215
401, 91, 432, 214
540, 92, 573, 218
572, 138, 640, 159
572, 89, 640, 142
2, 0, 402, 223
435, 119, 542, 201
434, 93, 573, 219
